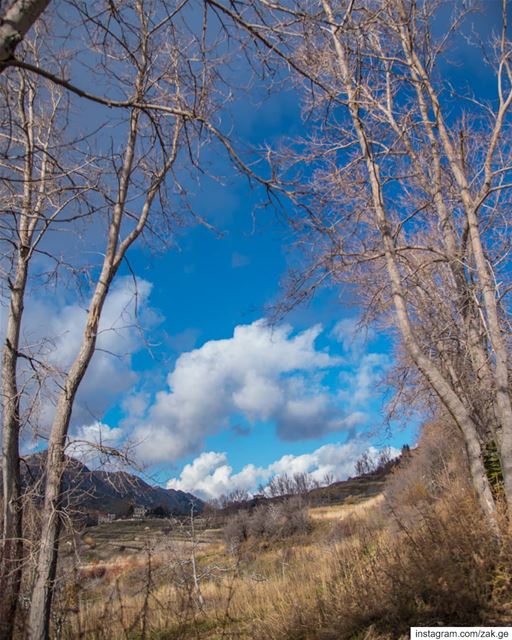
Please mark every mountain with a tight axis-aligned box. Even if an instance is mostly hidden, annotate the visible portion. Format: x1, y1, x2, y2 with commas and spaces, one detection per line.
5, 452, 203, 517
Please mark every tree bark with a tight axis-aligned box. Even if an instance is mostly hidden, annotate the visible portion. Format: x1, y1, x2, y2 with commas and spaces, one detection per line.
27, 277, 118, 638
394, 2, 512, 514
27, 108, 139, 640
0, 0, 51, 66
0, 252, 28, 640
321, 0, 499, 530
1, 72, 41, 638
27, 106, 178, 638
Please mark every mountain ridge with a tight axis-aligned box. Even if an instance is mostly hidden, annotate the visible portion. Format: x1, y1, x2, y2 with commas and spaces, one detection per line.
1, 451, 203, 517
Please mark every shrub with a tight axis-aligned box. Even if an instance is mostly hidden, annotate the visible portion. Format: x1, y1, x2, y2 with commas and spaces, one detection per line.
319, 487, 502, 638
277, 497, 311, 538
223, 510, 251, 548
255, 420, 512, 640
224, 497, 311, 548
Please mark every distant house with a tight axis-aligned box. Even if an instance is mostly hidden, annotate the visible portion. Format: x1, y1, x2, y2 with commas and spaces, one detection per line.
98, 512, 116, 524
133, 506, 147, 519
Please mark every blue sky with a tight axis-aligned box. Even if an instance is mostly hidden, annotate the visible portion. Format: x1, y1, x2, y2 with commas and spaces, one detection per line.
91, 91, 413, 495
39, 71, 411, 497
9, 0, 508, 500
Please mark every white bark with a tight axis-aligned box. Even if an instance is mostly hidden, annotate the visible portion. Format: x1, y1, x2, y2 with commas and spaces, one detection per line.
395, 0, 512, 513
28, 104, 181, 638
0, 251, 27, 640
320, 0, 499, 528
27, 106, 141, 640
0, 0, 51, 64
1, 71, 54, 639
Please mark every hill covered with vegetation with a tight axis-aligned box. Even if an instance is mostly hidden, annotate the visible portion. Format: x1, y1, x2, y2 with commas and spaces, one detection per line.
10, 421, 510, 639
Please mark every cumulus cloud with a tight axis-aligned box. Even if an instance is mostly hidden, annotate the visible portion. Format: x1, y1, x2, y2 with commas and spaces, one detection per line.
133, 320, 364, 464
2, 276, 159, 439
167, 441, 400, 500
331, 317, 374, 358
61, 278, 156, 427
167, 452, 261, 500
340, 352, 390, 407
121, 391, 151, 420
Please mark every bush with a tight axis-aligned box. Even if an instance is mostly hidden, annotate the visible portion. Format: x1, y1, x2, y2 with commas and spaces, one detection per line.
255, 420, 512, 640
318, 487, 502, 638
277, 497, 311, 538
223, 510, 251, 548
224, 497, 311, 548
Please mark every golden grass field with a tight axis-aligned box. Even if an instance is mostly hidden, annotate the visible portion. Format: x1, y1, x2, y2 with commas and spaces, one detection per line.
55, 496, 387, 640
47, 453, 512, 640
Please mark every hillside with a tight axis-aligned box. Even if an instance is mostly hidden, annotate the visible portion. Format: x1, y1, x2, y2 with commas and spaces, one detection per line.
216, 459, 398, 518
49, 425, 511, 640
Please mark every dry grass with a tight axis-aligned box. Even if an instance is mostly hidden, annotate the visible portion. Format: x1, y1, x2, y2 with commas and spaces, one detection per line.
40, 433, 512, 640
49, 497, 387, 639
310, 495, 384, 521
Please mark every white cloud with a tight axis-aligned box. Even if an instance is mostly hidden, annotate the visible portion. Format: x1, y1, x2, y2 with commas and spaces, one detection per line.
53, 277, 158, 428
3, 276, 158, 439
331, 317, 374, 359
121, 391, 151, 419
133, 320, 363, 464
66, 420, 124, 465
338, 352, 390, 407
167, 451, 259, 500
167, 441, 401, 500
330, 318, 390, 407
3, 283, 390, 470
73, 421, 124, 445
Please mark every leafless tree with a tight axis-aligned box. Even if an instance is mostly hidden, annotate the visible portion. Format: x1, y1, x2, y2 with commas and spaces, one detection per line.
219, 488, 251, 508
0, 32, 94, 637
25, 3, 200, 634
355, 452, 375, 477
0, 0, 51, 66
9, 0, 512, 634
264, 471, 319, 497
0, 1, 272, 638
223, 0, 512, 532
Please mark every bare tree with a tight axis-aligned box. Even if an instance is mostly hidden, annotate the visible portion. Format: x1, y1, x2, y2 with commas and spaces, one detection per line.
0, 0, 280, 634
264, 471, 318, 497
24, 16, 181, 640
355, 452, 375, 477
219, 488, 251, 508
0, 33, 93, 636
0, 2, 272, 637
219, 0, 512, 530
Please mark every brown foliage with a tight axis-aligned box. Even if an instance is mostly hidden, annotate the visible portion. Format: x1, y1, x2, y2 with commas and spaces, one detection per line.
255, 421, 512, 640
224, 497, 311, 549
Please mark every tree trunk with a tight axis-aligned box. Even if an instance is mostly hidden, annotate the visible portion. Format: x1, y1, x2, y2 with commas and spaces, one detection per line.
395, 0, 512, 515
0, 0, 51, 65
27, 279, 117, 640
26, 440, 66, 640
0, 252, 29, 640
27, 108, 140, 640
26, 49, 179, 630
321, 0, 499, 531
